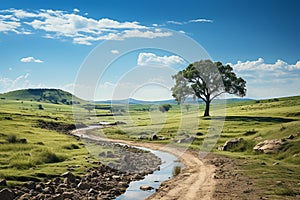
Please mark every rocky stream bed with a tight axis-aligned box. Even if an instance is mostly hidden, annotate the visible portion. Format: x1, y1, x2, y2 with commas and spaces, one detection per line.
0, 138, 162, 200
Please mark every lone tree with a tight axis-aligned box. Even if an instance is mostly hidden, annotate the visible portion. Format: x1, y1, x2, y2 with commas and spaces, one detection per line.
82, 104, 95, 114
172, 60, 246, 117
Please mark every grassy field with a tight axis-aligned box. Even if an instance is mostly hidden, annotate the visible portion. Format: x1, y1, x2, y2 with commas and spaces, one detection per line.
0, 99, 97, 187
0, 94, 299, 198
89, 96, 300, 198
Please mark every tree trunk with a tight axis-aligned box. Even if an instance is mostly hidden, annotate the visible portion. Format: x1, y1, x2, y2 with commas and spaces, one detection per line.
204, 100, 210, 117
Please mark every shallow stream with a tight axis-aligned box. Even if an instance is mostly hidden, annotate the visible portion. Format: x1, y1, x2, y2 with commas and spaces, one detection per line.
73, 126, 183, 200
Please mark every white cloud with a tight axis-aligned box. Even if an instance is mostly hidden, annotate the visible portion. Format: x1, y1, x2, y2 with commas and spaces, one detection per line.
0, 20, 20, 32
230, 58, 300, 72
167, 20, 183, 25
0, 8, 172, 45
0, 73, 43, 93
228, 58, 300, 99
137, 53, 186, 67
73, 8, 80, 13
20, 56, 43, 63
189, 18, 213, 23
110, 49, 119, 54
287, 61, 300, 70
72, 29, 172, 45
167, 18, 213, 26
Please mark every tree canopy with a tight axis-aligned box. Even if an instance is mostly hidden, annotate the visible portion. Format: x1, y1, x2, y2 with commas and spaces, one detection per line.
171, 60, 246, 116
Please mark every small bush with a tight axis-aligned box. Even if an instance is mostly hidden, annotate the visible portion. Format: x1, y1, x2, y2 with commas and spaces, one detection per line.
7, 135, 17, 143
172, 166, 181, 177
39, 150, 65, 163
6, 135, 27, 144
38, 104, 44, 110
63, 143, 80, 150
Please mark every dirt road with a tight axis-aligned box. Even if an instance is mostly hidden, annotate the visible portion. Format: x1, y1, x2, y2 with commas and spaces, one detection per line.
103, 139, 216, 200
145, 145, 216, 200
73, 128, 257, 199
104, 139, 258, 200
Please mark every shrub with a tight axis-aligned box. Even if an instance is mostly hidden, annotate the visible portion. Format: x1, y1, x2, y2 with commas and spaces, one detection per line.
159, 104, 172, 113
172, 166, 181, 177
63, 143, 80, 150
7, 135, 17, 143
39, 150, 65, 163
38, 104, 44, 110
6, 135, 27, 144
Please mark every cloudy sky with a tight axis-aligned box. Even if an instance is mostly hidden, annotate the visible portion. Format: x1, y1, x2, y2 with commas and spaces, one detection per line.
0, 0, 299, 100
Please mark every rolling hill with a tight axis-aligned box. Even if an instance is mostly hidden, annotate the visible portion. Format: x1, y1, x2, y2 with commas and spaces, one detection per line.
0, 88, 84, 105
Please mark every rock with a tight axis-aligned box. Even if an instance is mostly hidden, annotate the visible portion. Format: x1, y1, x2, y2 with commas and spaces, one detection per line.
253, 139, 285, 154
23, 181, 36, 190
177, 136, 195, 144
61, 171, 76, 183
276, 181, 284, 185
220, 138, 243, 151
152, 134, 158, 140
88, 188, 99, 194
77, 181, 90, 190
112, 175, 121, 181
98, 152, 106, 157
254, 136, 263, 141
42, 186, 54, 194
18, 193, 31, 200
106, 151, 115, 158
139, 135, 148, 140
140, 185, 154, 191
62, 191, 73, 199
118, 182, 129, 188
0, 188, 14, 200
287, 134, 295, 140
132, 174, 143, 180
50, 194, 63, 200
0, 179, 7, 186
196, 132, 204, 136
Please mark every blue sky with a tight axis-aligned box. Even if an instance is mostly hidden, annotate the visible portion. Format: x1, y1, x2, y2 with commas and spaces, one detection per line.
0, 0, 299, 100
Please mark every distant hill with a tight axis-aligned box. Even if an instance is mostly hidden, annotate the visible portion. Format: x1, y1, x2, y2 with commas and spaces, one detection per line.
94, 97, 253, 105
0, 88, 84, 105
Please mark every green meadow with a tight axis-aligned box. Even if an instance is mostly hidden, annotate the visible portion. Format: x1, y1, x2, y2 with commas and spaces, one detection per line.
91, 96, 300, 198
0, 99, 97, 187
0, 91, 299, 198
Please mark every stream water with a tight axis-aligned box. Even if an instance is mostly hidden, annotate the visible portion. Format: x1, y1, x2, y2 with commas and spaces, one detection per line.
116, 145, 182, 200
73, 126, 183, 200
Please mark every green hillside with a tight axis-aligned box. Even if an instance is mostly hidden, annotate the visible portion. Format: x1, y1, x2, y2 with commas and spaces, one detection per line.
0, 88, 84, 105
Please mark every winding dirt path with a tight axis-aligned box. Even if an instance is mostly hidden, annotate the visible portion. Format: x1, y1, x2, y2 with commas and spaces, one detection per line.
102, 139, 216, 200
72, 128, 258, 199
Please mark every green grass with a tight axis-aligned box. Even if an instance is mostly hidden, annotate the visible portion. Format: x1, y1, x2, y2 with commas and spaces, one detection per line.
0, 99, 97, 186
1, 94, 299, 198
88, 96, 300, 199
